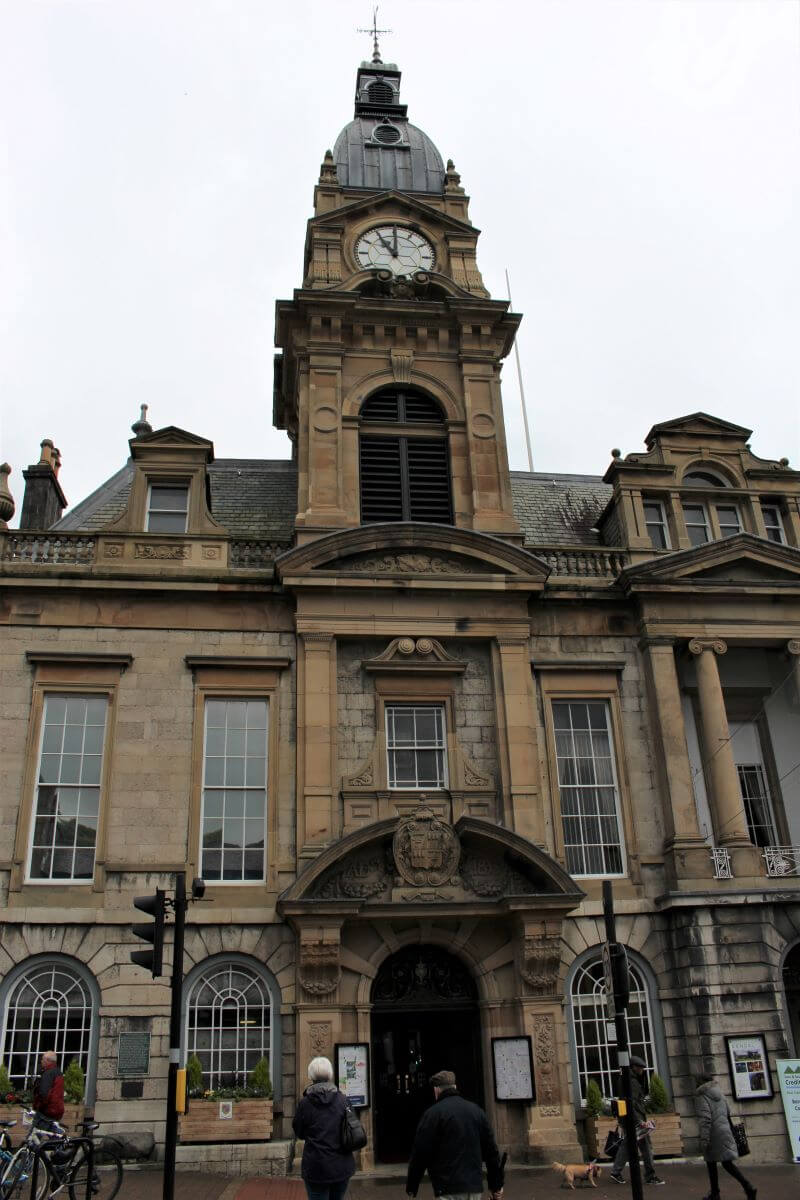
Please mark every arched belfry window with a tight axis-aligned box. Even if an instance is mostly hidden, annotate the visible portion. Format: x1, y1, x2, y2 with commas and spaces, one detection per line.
568, 951, 662, 1104
367, 80, 394, 106
359, 388, 453, 524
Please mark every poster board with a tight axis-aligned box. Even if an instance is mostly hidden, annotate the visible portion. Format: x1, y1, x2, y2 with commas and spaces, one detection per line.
725, 1034, 773, 1101
776, 1059, 800, 1164
491, 1036, 535, 1101
335, 1043, 370, 1108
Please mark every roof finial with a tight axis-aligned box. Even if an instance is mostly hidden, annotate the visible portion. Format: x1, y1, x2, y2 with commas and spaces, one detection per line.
358, 5, 391, 65
131, 403, 153, 437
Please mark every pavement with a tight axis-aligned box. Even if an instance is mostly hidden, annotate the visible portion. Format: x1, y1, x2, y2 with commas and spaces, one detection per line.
116, 1162, 799, 1200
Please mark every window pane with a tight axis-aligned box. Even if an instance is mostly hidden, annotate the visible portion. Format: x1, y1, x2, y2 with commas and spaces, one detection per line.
570, 959, 657, 1103
202, 700, 268, 882
149, 486, 189, 511
30, 697, 106, 881
2, 964, 94, 1089
147, 511, 187, 533
386, 703, 447, 789
554, 700, 624, 877
185, 962, 272, 1090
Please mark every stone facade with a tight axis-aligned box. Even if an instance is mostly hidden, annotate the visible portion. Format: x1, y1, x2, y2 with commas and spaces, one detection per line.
2, 50, 800, 1170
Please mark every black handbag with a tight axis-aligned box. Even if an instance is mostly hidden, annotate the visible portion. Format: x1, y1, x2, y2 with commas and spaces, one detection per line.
603, 1126, 622, 1158
729, 1115, 749, 1158
340, 1101, 367, 1152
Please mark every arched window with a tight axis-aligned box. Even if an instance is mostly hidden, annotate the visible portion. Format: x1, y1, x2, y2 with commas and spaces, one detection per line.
569, 953, 659, 1103
367, 80, 394, 106
359, 388, 452, 524
1, 957, 97, 1092
184, 957, 279, 1094
683, 469, 729, 487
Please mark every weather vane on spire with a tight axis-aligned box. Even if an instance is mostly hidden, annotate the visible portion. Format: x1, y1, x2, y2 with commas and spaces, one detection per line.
358, 6, 391, 65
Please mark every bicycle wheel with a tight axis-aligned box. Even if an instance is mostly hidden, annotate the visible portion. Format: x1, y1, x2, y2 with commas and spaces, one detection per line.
0, 1148, 51, 1200
67, 1143, 123, 1200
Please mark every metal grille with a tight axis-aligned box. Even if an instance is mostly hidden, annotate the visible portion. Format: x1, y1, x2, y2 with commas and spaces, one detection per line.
367, 81, 394, 106
185, 961, 271, 1090
29, 695, 107, 881
374, 124, 401, 144
386, 704, 448, 789
360, 437, 451, 523
737, 763, 778, 847
201, 699, 268, 882
553, 701, 625, 877
2, 962, 94, 1089
361, 390, 445, 424
570, 957, 656, 1103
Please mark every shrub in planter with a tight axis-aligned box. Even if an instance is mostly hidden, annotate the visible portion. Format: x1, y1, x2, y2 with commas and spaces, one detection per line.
247, 1057, 272, 1099
647, 1073, 670, 1114
186, 1054, 204, 1097
585, 1079, 604, 1119
64, 1060, 85, 1105
0, 1062, 13, 1103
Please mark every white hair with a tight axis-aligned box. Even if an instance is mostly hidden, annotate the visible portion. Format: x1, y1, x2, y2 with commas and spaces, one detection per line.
42, 1051, 57, 1065
308, 1056, 334, 1083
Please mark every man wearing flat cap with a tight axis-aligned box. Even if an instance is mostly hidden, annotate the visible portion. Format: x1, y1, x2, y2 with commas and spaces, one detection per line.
610, 1055, 665, 1186
406, 1069, 504, 1200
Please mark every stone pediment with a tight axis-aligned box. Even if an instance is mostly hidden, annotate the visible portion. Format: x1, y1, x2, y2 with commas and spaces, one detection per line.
311, 189, 476, 237
644, 412, 752, 446
621, 534, 800, 592
276, 524, 550, 586
131, 426, 214, 449
278, 814, 584, 913
362, 636, 466, 674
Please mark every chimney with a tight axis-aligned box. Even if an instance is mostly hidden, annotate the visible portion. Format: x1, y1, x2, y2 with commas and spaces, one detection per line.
20, 440, 68, 530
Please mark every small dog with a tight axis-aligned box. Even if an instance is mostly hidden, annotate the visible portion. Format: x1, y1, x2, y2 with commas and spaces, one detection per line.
551, 1160, 601, 1189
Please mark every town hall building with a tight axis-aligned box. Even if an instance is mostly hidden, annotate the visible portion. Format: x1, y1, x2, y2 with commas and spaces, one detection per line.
1, 43, 800, 1170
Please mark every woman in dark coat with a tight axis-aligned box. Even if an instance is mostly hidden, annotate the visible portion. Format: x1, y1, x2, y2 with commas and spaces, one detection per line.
695, 1076, 756, 1200
293, 1056, 355, 1200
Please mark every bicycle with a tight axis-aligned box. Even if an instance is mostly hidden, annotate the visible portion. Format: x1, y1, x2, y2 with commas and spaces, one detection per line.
0, 1115, 51, 1200
0, 1112, 123, 1200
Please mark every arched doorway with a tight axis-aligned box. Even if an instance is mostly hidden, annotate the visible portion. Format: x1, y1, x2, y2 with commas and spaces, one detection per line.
783, 944, 800, 1055
371, 944, 482, 1162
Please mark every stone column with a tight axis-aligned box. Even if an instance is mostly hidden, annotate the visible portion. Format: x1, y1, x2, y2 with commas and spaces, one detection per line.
688, 638, 750, 845
788, 640, 800, 707
641, 637, 707, 876
494, 637, 545, 845
298, 633, 337, 854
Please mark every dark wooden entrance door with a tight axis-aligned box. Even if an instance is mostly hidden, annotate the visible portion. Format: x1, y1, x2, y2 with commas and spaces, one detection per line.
370, 945, 483, 1163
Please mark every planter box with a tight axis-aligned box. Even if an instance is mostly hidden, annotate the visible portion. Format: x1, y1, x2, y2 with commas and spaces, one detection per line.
4, 1102, 85, 1147
586, 1113, 683, 1159
179, 1098, 273, 1144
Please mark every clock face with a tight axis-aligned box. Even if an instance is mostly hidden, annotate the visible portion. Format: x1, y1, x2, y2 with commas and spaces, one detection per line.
355, 225, 436, 277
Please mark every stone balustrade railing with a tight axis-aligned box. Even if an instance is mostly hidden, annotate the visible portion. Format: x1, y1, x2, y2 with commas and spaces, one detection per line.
1, 532, 97, 564
533, 545, 630, 578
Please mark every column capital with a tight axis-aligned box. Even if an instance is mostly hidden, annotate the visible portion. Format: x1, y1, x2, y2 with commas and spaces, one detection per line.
638, 635, 677, 651
688, 637, 727, 657
786, 639, 800, 657
302, 632, 335, 646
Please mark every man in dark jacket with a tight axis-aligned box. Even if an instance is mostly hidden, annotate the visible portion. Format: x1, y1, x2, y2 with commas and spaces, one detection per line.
406, 1070, 503, 1200
32, 1051, 65, 1122
609, 1056, 664, 1186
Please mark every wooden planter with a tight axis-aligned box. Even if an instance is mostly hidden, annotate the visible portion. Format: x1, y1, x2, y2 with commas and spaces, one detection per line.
178, 1098, 273, 1143
4, 1102, 85, 1147
587, 1112, 683, 1159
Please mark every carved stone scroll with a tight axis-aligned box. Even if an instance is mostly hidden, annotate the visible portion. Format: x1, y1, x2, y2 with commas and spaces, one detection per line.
520, 936, 562, 995
299, 928, 342, 996
533, 1013, 558, 1105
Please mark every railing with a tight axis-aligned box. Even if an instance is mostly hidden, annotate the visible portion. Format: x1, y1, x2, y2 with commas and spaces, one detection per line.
229, 539, 291, 568
533, 545, 630, 578
762, 847, 800, 877
1, 533, 97, 564
710, 847, 733, 879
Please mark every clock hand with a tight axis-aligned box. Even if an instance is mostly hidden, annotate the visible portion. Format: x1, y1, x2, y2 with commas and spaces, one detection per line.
392, 225, 398, 255
378, 233, 394, 254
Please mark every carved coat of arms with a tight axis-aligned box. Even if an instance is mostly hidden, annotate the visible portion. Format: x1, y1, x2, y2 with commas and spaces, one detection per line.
392, 807, 460, 888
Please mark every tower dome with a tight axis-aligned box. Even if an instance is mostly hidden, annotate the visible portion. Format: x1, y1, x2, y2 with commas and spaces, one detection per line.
333, 59, 445, 195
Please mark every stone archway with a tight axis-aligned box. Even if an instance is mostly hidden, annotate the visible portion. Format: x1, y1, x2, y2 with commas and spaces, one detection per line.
370, 943, 481, 1162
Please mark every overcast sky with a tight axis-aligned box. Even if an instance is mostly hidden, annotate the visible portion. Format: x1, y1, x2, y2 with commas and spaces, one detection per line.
2, 0, 798, 519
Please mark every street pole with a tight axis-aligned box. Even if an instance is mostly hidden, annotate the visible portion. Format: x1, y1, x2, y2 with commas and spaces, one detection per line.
162, 871, 186, 1200
603, 880, 643, 1200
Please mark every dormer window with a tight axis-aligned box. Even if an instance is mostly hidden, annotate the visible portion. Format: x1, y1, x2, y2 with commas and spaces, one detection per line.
716, 504, 742, 538
682, 502, 710, 546
643, 500, 670, 549
359, 388, 452, 524
762, 503, 785, 544
146, 483, 189, 533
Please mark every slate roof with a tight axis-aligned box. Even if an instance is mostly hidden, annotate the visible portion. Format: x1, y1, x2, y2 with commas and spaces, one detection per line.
53, 460, 610, 547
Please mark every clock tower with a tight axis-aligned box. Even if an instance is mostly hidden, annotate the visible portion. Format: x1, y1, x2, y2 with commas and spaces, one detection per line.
274, 47, 524, 545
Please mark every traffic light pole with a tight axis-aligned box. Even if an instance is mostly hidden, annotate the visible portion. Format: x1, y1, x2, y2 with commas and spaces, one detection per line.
163, 871, 186, 1200
603, 880, 643, 1200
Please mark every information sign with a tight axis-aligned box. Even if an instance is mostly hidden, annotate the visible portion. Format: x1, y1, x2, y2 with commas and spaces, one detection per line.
491, 1036, 535, 1101
117, 1031, 151, 1077
776, 1059, 800, 1164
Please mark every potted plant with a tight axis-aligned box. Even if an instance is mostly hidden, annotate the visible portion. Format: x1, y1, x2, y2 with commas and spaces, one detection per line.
583, 1078, 619, 1159
646, 1072, 682, 1157
178, 1056, 274, 1144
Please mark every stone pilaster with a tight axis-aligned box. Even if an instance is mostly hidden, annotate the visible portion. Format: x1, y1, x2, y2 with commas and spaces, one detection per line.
298, 633, 337, 854
787, 640, 800, 707
494, 637, 544, 845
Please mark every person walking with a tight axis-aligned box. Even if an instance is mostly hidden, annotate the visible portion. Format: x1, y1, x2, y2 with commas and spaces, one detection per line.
292, 1056, 356, 1200
609, 1055, 665, 1186
32, 1050, 65, 1122
695, 1075, 756, 1200
406, 1069, 504, 1200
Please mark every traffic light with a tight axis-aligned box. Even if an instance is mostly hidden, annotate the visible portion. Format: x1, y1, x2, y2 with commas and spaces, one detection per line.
131, 889, 166, 977
609, 941, 630, 1010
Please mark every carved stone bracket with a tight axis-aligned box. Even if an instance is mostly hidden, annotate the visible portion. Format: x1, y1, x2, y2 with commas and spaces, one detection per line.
390, 348, 414, 384
520, 936, 562, 995
363, 636, 467, 674
308, 1021, 332, 1056
299, 926, 342, 996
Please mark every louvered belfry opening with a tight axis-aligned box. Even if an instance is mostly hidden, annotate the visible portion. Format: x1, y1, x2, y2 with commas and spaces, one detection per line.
359, 388, 453, 525
367, 80, 394, 106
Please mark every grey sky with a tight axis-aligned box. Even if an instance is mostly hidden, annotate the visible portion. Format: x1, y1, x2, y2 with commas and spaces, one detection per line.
2, 0, 798, 519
